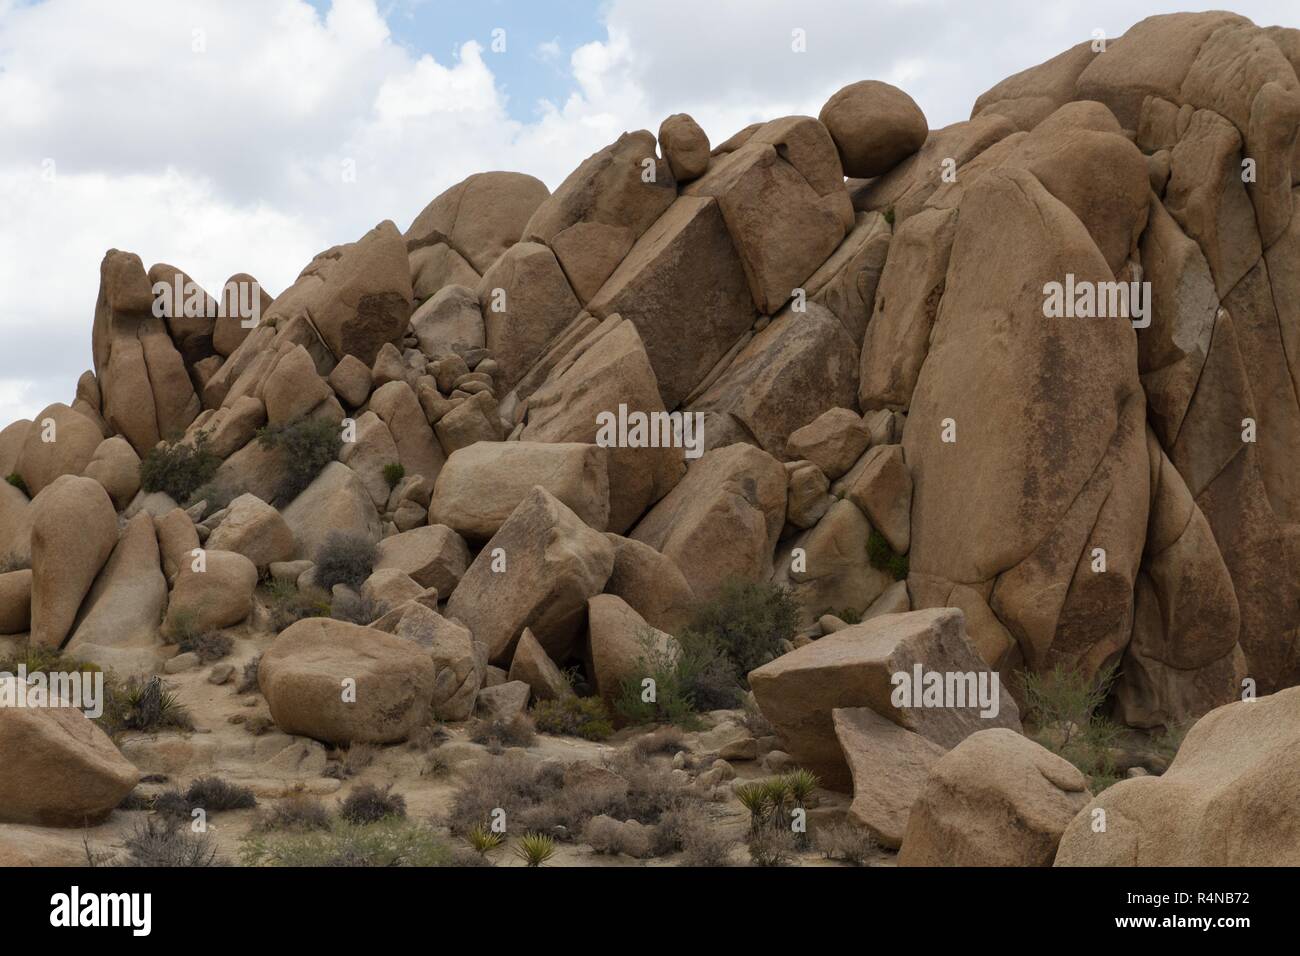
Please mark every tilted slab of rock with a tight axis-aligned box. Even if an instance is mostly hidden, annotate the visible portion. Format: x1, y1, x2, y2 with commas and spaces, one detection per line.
65, 512, 167, 674
749, 608, 1021, 790
684, 137, 845, 316
803, 210, 891, 343
584, 593, 679, 706
602, 533, 696, 635
630, 443, 786, 603
0, 676, 140, 826
445, 486, 614, 666
584, 196, 758, 411
522, 131, 676, 305
833, 706, 946, 849
259, 617, 437, 745
262, 220, 412, 367
281, 461, 382, 559
849, 114, 1017, 226
1056, 687, 1300, 865
29, 475, 118, 649
688, 303, 859, 457
429, 441, 610, 541
899, 728, 1091, 867
477, 241, 581, 392
519, 318, 684, 533
508, 627, 571, 703
373, 524, 469, 594
411, 284, 485, 358
369, 380, 446, 482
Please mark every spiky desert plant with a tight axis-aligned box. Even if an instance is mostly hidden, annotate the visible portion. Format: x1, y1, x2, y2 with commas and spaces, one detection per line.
783, 769, 820, 808
513, 832, 557, 867
735, 782, 771, 834
466, 823, 504, 856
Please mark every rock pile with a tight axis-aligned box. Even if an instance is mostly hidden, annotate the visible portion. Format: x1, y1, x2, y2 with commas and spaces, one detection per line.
1, 12, 1298, 868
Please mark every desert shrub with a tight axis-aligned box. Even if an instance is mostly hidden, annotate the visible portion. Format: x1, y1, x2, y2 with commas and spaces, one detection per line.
325, 742, 377, 780
1020, 662, 1123, 791
406, 720, 449, 752
339, 784, 406, 824
747, 826, 798, 867
826, 607, 862, 625
329, 589, 383, 626
155, 776, 256, 818
237, 655, 262, 694
265, 579, 332, 632
531, 695, 614, 741
815, 822, 877, 865
315, 530, 376, 592
139, 434, 220, 504
615, 628, 742, 727
654, 804, 737, 865
255, 792, 332, 833
867, 529, 909, 581
883, 207, 896, 226
383, 462, 405, 489
240, 819, 450, 867
118, 817, 223, 867
257, 417, 342, 505
514, 832, 557, 867
468, 713, 537, 750
421, 750, 451, 778
1152, 719, 1191, 764
740, 694, 774, 737
4, 473, 28, 496
606, 750, 694, 825
450, 752, 613, 840
187, 478, 241, 514
631, 725, 687, 759
99, 675, 194, 736
687, 579, 800, 680
185, 631, 232, 663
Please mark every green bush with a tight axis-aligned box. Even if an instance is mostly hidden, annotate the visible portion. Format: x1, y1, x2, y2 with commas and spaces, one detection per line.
1020, 662, 1123, 792
530, 695, 613, 741
139, 434, 220, 504
614, 628, 742, 727
867, 529, 909, 581
256, 417, 342, 505
240, 819, 450, 867
4, 473, 29, 496
264, 580, 332, 632
687, 579, 800, 679
382, 462, 405, 489
315, 530, 376, 592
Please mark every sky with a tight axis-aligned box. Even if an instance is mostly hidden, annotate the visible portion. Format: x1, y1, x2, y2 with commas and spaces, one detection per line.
1, 0, 1298, 426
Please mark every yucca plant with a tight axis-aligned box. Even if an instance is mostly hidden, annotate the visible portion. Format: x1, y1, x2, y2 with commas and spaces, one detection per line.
735, 782, 772, 834
467, 823, 504, 856
514, 832, 557, 867
762, 777, 794, 823
783, 769, 820, 808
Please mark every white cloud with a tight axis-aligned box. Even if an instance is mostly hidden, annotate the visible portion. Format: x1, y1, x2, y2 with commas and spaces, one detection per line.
1, 0, 1299, 425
